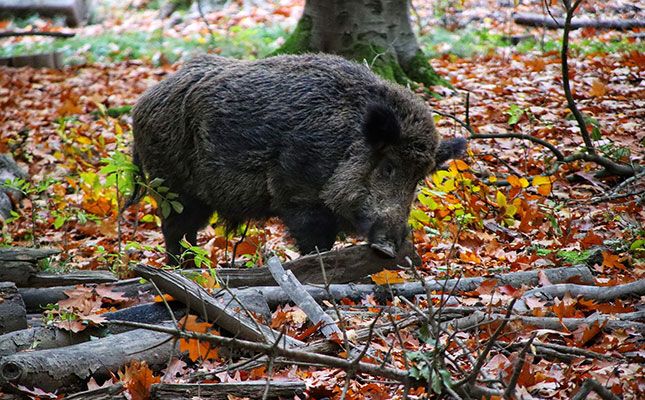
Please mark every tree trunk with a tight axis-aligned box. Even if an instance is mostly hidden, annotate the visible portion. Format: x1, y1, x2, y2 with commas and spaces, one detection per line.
275, 0, 443, 87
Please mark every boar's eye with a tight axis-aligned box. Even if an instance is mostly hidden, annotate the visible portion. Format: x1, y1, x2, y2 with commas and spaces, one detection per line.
380, 160, 396, 180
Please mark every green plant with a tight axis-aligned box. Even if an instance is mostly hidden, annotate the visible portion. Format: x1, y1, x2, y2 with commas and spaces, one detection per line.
2, 177, 55, 246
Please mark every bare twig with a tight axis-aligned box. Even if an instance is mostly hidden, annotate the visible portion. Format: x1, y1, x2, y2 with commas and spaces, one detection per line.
503, 332, 536, 398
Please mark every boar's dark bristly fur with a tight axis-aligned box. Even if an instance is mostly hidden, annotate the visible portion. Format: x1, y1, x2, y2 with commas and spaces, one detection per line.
132, 53, 465, 263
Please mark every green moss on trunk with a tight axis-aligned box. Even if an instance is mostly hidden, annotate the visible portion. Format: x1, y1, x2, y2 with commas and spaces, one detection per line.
401, 50, 449, 88
272, 15, 314, 55
272, 19, 445, 90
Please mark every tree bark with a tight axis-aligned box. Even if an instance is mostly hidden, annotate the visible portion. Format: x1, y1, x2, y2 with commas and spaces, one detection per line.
275, 0, 443, 86
0, 282, 27, 334
0, 328, 174, 392
235, 265, 594, 308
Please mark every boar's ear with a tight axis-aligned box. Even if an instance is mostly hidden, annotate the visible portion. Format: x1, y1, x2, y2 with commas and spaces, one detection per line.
362, 103, 401, 150
436, 138, 467, 166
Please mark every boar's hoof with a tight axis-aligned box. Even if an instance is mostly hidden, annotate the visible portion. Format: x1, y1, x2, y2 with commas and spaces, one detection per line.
370, 242, 397, 259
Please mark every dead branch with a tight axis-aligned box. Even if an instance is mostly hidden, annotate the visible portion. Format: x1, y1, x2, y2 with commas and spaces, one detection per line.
234, 265, 593, 307
265, 256, 341, 338
203, 241, 419, 287
515, 279, 645, 312
571, 378, 622, 400
149, 381, 306, 400
61, 383, 126, 400
131, 263, 303, 349
514, 13, 645, 30
0, 30, 75, 38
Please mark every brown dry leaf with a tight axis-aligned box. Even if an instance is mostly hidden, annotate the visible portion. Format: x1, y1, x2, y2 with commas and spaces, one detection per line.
118, 359, 160, 400
589, 79, 608, 97
371, 269, 405, 284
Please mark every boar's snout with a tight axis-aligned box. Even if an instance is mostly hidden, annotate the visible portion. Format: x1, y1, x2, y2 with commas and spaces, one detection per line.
368, 219, 410, 259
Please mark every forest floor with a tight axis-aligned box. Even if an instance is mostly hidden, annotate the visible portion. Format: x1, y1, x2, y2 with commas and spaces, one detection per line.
0, 0, 644, 399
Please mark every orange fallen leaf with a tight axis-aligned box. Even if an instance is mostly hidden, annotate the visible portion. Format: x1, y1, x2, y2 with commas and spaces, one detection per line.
371, 270, 405, 284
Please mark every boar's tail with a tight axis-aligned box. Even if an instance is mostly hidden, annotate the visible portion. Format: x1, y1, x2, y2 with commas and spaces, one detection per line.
122, 148, 146, 212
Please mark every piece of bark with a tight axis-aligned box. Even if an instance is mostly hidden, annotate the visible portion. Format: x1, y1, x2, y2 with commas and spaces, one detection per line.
266, 257, 341, 338
0, 302, 185, 357
234, 265, 594, 308
62, 383, 126, 400
199, 241, 420, 288
0, 246, 59, 286
0, 0, 90, 27
0, 246, 60, 262
27, 270, 118, 287
0, 282, 27, 334
150, 381, 306, 400
19, 278, 153, 312
0, 327, 174, 392
132, 264, 303, 349
513, 13, 645, 30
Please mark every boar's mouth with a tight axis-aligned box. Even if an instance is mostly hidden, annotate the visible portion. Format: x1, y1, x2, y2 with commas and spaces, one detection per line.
370, 242, 397, 258
351, 209, 408, 259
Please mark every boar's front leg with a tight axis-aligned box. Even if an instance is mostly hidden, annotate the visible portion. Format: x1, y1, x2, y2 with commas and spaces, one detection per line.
280, 206, 339, 256
161, 196, 213, 266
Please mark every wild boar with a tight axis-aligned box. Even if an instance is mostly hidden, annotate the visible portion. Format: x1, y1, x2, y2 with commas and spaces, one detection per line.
131, 53, 465, 263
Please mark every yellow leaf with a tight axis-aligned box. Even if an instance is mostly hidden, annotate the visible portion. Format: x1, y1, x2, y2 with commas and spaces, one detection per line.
506, 204, 517, 217
532, 176, 554, 186
496, 191, 507, 207
489, 175, 497, 183
433, 114, 441, 123
519, 178, 529, 188
371, 270, 405, 285
114, 122, 123, 136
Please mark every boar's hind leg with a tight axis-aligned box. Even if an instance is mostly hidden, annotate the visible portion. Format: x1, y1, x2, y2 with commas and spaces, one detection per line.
161, 197, 213, 266
281, 207, 338, 256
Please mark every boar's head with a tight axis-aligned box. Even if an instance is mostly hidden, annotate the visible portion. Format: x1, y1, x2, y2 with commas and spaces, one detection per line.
322, 102, 466, 258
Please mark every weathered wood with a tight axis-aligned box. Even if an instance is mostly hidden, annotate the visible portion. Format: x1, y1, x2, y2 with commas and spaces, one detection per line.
27, 270, 118, 287
150, 381, 306, 400
0, 0, 90, 27
192, 241, 420, 287
234, 265, 594, 308
0, 302, 185, 356
0, 282, 27, 334
0, 52, 64, 69
19, 278, 153, 312
0, 246, 60, 262
132, 264, 303, 349
266, 257, 341, 338
0, 327, 174, 392
62, 383, 126, 400
513, 13, 645, 30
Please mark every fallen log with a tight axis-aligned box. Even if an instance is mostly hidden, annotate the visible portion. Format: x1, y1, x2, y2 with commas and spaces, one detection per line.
0, 30, 75, 38
0, 301, 185, 356
234, 265, 594, 308
0, 327, 174, 392
0, 247, 59, 286
149, 381, 306, 400
0, 282, 27, 334
442, 311, 645, 334
0, 0, 90, 27
513, 12, 645, 30
19, 277, 153, 312
0, 52, 64, 69
198, 241, 420, 287
132, 264, 303, 349
515, 279, 645, 312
